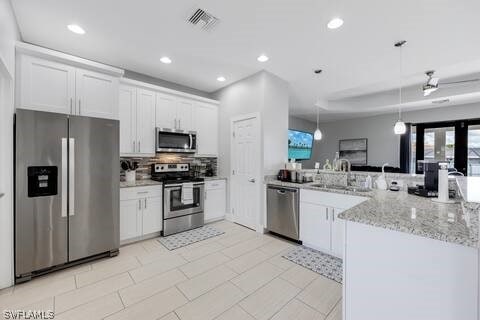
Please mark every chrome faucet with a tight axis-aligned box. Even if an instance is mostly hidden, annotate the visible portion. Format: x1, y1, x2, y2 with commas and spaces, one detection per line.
338, 159, 355, 186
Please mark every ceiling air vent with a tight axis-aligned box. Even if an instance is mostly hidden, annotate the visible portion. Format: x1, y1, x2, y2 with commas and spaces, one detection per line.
187, 8, 219, 31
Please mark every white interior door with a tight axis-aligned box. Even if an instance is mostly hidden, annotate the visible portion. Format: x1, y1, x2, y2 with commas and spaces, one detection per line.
231, 114, 261, 230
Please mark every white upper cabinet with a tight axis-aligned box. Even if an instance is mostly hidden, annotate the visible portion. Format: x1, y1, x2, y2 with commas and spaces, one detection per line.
75, 68, 119, 119
155, 94, 194, 132
194, 103, 218, 157
16, 42, 123, 120
136, 89, 156, 155
18, 55, 76, 114
155, 93, 177, 130
176, 99, 194, 131
119, 85, 137, 155
119, 85, 155, 156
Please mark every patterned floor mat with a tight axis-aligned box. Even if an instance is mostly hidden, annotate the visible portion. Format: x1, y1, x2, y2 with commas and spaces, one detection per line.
283, 245, 343, 283
158, 225, 224, 250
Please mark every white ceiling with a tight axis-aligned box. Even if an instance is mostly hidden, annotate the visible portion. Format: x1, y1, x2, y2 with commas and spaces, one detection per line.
11, 0, 480, 121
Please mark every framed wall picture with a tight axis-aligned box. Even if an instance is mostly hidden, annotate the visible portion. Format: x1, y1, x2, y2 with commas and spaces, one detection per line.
339, 138, 368, 165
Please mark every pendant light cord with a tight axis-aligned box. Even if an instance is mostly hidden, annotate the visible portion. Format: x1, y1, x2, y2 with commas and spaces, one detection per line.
398, 43, 403, 119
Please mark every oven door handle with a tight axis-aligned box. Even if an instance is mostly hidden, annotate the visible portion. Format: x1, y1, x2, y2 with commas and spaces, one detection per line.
189, 134, 193, 150
165, 183, 204, 188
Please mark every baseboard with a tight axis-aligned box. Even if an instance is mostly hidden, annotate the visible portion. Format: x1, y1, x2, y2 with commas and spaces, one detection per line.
120, 231, 161, 246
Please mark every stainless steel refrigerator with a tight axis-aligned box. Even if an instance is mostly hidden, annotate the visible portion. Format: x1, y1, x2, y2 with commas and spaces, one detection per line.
15, 109, 119, 283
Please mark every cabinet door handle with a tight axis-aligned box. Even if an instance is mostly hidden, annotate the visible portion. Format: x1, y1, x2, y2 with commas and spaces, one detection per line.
70, 98, 73, 114
179, 119, 181, 129
332, 208, 335, 221
138, 141, 141, 152
325, 208, 328, 220
78, 99, 81, 115
133, 141, 135, 153
144, 198, 147, 209
138, 199, 141, 210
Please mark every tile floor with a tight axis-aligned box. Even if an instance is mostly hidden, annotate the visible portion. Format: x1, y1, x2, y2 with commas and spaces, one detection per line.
0, 220, 342, 320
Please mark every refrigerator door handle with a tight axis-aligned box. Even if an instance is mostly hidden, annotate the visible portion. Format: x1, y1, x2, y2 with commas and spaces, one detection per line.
61, 138, 68, 217
69, 138, 75, 216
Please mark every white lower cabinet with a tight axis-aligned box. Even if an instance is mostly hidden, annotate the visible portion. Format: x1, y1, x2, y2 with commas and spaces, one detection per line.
299, 202, 331, 253
120, 199, 142, 241
142, 196, 163, 235
120, 185, 162, 242
300, 190, 367, 258
331, 207, 346, 257
204, 179, 226, 222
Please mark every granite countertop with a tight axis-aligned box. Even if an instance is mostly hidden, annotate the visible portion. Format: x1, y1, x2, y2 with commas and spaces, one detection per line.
120, 176, 226, 188
266, 178, 478, 248
120, 179, 163, 188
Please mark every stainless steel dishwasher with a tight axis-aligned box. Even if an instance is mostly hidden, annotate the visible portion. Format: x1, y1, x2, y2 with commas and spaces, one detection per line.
266, 185, 300, 240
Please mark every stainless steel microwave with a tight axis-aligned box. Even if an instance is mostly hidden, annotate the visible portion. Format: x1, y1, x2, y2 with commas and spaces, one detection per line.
155, 128, 197, 153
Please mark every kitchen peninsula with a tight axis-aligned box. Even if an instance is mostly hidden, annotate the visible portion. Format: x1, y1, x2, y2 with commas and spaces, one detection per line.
267, 173, 480, 320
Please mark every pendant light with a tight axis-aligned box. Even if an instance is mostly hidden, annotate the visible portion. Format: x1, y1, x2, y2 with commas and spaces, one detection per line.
313, 69, 323, 140
314, 105, 323, 140
394, 40, 407, 135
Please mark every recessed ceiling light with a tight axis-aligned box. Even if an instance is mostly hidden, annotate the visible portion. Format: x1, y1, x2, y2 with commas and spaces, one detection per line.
217, 76, 226, 82
67, 24, 85, 35
160, 57, 172, 64
327, 18, 344, 29
257, 55, 269, 62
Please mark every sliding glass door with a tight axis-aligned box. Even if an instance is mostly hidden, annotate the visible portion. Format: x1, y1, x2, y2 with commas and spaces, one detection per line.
413, 119, 480, 176
468, 124, 480, 176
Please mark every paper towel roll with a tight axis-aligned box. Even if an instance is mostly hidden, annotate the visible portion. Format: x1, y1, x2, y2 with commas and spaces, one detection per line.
437, 166, 449, 202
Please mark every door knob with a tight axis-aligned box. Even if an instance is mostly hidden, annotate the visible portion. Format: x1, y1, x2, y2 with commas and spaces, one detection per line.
248, 178, 256, 183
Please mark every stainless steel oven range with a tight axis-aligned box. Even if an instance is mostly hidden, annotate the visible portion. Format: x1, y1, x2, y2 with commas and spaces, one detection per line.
151, 163, 205, 236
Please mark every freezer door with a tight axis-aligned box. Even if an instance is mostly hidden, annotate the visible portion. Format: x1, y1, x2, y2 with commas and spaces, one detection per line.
15, 110, 69, 276
68, 116, 120, 261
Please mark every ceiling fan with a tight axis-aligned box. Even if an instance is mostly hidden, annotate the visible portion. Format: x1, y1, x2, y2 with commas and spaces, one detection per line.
422, 70, 480, 96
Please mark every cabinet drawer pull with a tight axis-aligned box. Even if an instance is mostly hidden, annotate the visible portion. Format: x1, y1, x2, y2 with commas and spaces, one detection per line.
137, 191, 149, 194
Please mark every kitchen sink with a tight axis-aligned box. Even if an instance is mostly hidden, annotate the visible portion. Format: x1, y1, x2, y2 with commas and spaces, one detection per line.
310, 183, 347, 190
310, 183, 372, 193
346, 186, 372, 193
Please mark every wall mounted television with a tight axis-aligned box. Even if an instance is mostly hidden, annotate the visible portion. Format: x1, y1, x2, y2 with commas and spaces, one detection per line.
288, 129, 313, 160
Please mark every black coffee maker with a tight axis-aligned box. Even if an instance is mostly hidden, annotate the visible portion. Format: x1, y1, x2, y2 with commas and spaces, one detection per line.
409, 161, 439, 197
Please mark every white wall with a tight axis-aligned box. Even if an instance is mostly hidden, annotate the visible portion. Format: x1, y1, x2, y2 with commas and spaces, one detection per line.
0, 0, 20, 289
262, 72, 289, 175
213, 72, 265, 180
213, 71, 289, 224
124, 70, 213, 99
299, 102, 480, 168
